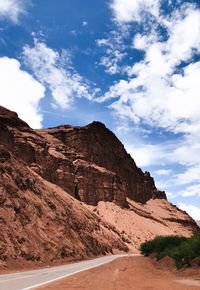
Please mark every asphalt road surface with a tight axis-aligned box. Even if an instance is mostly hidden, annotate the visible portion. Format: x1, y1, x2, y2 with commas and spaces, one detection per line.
0, 254, 134, 290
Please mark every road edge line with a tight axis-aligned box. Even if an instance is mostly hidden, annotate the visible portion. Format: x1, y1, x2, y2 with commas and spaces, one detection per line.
22, 256, 119, 290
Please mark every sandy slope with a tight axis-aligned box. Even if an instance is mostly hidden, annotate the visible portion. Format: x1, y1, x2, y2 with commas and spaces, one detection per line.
39, 256, 200, 290
88, 198, 197, 250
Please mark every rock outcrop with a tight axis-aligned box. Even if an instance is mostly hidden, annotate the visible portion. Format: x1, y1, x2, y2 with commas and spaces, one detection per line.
0, 108, 166, 208
0, 143, 128, 269
0, 106, 199, 269
41, 122, 166, 204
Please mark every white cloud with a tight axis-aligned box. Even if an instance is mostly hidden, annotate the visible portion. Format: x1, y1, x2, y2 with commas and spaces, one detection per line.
0, 57, 45, 128
165, 4, 200, 66
176, 165, 200, 186
103, 2, 200, 133
154, 169, 172, 176
165, 191, 178, 200
82, 21, 88, 27
102, 45, 200, 134
133, 32, 158, 50
180, 184, 200, 197
23, 40, 97, 109
99, 50, 126, 75
123, 134, 200, 187
97, 30, 128, 75
97, 1, 200, 191
110, 0, 160, 23
0, 0, 27, 23
178, 203, 200, 220
125, 142, 168, 167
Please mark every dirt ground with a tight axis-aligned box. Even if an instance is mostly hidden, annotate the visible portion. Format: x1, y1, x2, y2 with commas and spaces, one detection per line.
39, 256, 200, 290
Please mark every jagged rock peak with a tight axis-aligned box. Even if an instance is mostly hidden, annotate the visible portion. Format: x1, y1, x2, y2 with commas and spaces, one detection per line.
85, 121, 107, 129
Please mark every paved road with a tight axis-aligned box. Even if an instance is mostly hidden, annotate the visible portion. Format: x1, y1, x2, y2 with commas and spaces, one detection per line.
0, 254, 135, 290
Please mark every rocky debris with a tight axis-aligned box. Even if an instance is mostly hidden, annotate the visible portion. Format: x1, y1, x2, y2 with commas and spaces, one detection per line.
89, 199, 198, 250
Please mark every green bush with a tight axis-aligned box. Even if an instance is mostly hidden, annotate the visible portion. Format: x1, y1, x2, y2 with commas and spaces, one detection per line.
140, 234, 200, 268
140, 235, 186, 256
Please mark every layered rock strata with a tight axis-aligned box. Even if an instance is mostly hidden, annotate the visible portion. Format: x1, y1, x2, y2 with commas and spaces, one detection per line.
0, 106, 198, 269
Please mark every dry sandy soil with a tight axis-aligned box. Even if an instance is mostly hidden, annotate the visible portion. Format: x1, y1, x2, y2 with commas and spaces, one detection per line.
39, 256, 200, 290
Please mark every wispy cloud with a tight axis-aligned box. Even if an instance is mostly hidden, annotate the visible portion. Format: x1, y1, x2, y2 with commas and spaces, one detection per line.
154, 169, 172, 176
175, 165, 200, 186
125, 142, 169, 167
100, 3, 200, 134
180, 183, 200, 197
94, 1, 200, 191
96, 29, 128, 75
0, 0, 28, 23
23, 39, 99, 109
178, 203, 200, 220
110, 0, 160, 23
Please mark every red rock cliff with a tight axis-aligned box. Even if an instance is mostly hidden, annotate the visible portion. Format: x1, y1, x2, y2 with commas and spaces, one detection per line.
0, 106, 199, 269
43, 122, 166, 204
0, 106, 166, 207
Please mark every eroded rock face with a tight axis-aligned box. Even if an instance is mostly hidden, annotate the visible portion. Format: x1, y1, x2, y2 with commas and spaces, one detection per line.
38, 122, 166, 205
0, 106, 199, 269
0, 144, 128, 266
73, 159, 127, 207
0, 106, 166, 207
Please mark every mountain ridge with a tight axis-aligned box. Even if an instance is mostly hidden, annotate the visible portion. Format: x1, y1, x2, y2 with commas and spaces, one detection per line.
37, 119, 166, 205
0, 106, 199, 270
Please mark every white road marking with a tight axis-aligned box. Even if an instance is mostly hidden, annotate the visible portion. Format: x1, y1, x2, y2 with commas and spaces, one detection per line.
22, 256, 119, 290
0, 254, 138, 290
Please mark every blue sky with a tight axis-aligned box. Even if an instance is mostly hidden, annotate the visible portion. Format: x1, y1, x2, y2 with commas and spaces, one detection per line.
0, 0, 200, 219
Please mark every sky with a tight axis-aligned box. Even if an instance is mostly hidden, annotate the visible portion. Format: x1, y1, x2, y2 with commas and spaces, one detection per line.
0, 0, 200, 220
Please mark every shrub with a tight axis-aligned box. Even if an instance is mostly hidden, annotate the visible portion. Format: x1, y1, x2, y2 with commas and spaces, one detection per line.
140, 235, 186, 256
140, 234, 200, 268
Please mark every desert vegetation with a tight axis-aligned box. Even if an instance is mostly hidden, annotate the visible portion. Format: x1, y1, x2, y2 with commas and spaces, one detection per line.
140, 234, 200, 268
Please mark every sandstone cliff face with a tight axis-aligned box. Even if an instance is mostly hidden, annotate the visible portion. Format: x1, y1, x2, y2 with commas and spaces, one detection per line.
0, 106, 165, 207
0, 143, 128, 269
0, 106, 199, 269
43, 122, 166, 204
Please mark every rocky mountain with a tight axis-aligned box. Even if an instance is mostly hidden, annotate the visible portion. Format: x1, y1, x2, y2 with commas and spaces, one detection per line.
39, 122, 166, 205
0, 106, 199, 270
